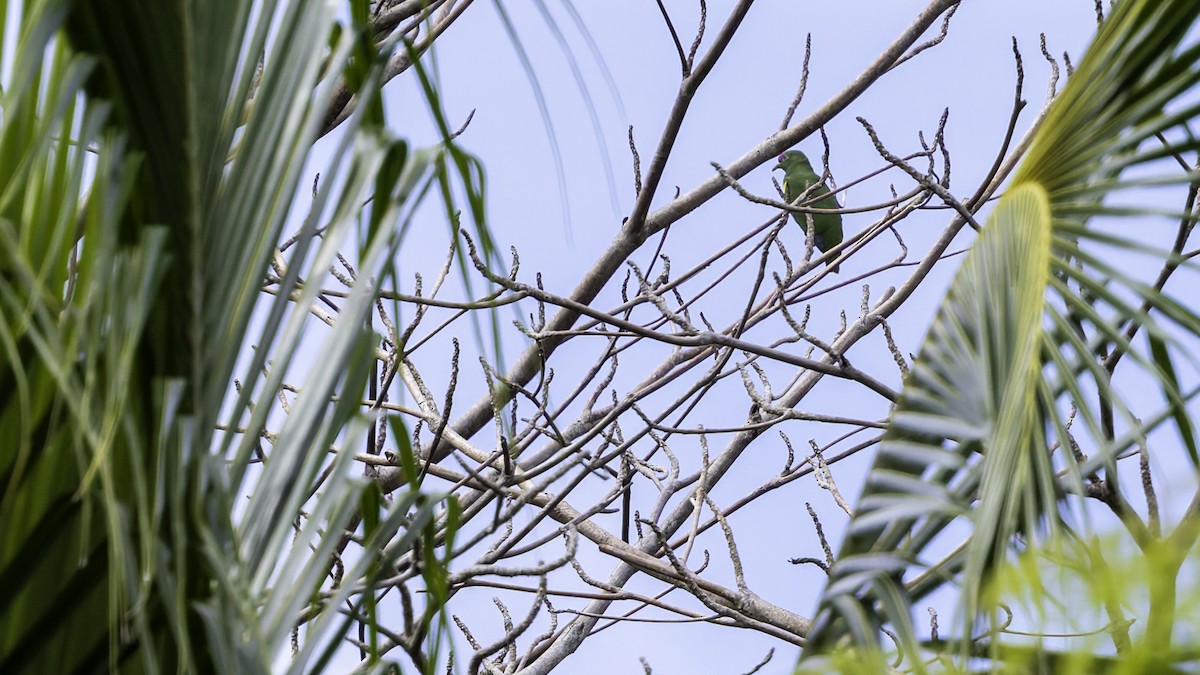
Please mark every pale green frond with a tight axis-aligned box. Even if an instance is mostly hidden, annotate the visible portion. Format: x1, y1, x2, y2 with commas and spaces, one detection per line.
805, 0, 1200, 665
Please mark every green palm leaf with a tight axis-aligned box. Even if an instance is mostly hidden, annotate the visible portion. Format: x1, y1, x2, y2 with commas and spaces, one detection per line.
1, 1, 468, 672
804, 0, 1200, 667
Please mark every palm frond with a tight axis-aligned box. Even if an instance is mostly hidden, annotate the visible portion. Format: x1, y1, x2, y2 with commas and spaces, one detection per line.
1, 0, 467, 671
804, 0, 1200, 666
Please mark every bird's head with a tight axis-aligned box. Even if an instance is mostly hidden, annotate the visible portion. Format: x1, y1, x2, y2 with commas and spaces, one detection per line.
772, 150, 814, 173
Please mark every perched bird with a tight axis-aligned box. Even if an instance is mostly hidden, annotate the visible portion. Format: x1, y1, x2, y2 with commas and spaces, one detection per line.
773, 150, 843, 272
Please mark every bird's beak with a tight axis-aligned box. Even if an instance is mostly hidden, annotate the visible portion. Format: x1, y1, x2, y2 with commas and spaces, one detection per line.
771, 162, 782, 171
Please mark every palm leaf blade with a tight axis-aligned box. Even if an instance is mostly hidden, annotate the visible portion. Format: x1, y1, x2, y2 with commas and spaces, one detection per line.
804, 0, 1200, 665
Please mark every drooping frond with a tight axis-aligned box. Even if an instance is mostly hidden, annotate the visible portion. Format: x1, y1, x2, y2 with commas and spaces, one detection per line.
0, 1, 471, 671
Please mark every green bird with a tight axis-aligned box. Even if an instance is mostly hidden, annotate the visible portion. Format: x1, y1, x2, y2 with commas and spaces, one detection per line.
773, 150, 843, 272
